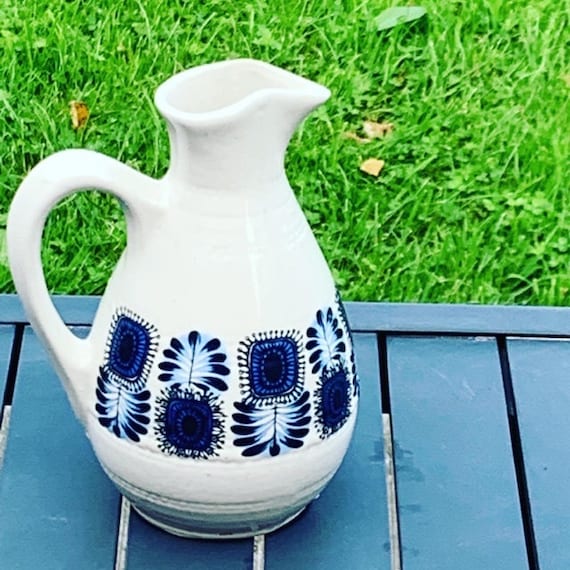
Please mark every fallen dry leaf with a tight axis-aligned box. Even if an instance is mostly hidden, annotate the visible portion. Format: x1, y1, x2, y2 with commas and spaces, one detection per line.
360, 158, 385, 177
363, 120, 394, 139
69, 100, 89, 129
343, 131, 371, 144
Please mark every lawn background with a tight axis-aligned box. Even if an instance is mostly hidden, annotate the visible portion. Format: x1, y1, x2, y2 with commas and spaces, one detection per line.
0, 0, 568, 304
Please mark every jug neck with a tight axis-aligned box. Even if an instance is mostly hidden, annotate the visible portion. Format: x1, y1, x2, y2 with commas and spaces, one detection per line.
155, 60, 330, 191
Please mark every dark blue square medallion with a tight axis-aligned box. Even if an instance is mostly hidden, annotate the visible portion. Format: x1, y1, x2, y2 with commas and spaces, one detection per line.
249, 337, 299, 398
104, 309, 158, 391
108, 316, 151, 380
321, 367, 350, 428
315, 361, 352, 438
165, 397, 214, 453
155, 387, 225, 459
237, 330, 305, 407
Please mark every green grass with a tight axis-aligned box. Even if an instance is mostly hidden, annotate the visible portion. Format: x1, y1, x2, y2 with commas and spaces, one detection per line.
0, 0, 568, 304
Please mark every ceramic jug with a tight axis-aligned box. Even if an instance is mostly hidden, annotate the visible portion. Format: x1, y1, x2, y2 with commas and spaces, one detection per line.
7, 59, 359, 538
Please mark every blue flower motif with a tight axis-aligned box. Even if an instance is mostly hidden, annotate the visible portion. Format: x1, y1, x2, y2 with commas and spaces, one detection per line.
349, 351, 360, 397
95, 367, 151, 442
158, 331, 230, 393
237, 330, 305, 406
104, 308, 158, 392
231, 391, 311, 457
155, 386, 225, 459
335, 291, 351, 338
306, 307, 346, 374
335, 292, 360, 397
314, 361, 352, 438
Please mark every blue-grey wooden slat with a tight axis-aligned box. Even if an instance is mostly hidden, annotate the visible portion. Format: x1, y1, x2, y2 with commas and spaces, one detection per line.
0, 327, 120, 569
507, 338, 570, 569
387, 336, 527, 569
264, 333, 391, 570
0, 326, 15, 420
3, 294, 570, 337
347, 302, 570, 336
127, 511, 254, 570
0, 294, 101, 326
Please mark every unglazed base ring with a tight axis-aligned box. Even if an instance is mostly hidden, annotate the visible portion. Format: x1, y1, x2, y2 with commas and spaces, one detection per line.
132, 503, 307, 539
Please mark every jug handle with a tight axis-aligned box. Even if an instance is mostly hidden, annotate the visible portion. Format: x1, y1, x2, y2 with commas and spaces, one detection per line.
7, 149, 163, 424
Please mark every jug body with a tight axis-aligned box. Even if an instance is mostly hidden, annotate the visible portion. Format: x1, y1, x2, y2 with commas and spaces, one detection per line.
8, 59, 359, 538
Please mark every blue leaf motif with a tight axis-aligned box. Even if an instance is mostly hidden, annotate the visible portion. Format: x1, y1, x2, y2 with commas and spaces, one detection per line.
350, 350, 360, 397
335, 291, 351, 340
335, 291, 360, 397
95, 367, 151, 442
306, 307, 346, 374
158, 331, 230, 393
231, 391, 311, 457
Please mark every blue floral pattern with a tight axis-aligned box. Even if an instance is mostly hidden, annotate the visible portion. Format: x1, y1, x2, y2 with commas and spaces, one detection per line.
335, 291, 360, 397
94, 300, 358, 455
349, 351, 359, 397
237, 330, 305, 406
232, 391, 311, 457
104, 308, 158, 392
155, 386, 225, 459
154, 330, 229, 459
95, 308, 157, 441
96, 367, 151, 442
314, 361, 351, 437
306, 307, 346, 374
308, 301, 357, 439
158, 331, 230, 393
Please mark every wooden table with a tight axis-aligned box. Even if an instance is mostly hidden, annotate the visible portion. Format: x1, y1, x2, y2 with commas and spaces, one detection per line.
1, 295, 569, 569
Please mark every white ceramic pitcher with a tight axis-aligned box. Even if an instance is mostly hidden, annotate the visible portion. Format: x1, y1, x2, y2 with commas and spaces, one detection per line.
7, 59, 359, 538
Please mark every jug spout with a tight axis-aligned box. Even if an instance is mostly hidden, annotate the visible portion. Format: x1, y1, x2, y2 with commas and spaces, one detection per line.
154, 59, 330, 190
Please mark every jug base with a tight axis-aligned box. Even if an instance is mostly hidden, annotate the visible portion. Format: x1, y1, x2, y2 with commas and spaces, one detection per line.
132, 504, 307, 539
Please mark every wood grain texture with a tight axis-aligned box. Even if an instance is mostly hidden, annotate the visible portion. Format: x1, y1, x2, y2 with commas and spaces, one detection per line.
387, 335, 527, 569
0, 327, 120, 569
507, 338, 570, 569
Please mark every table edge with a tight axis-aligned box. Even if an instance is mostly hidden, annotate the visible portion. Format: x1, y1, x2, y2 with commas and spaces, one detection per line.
0, 294, 568, 336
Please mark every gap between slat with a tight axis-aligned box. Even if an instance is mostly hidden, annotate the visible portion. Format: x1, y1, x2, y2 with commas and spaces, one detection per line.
0, 324, 24, 472
0, 405, 12, 471
253, 534, 265, 570
383, 413, 401, 570
377, 334, 403, 570
114, 496, 131, 570
1, 324, 24, 426
497, 336, 540, 570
